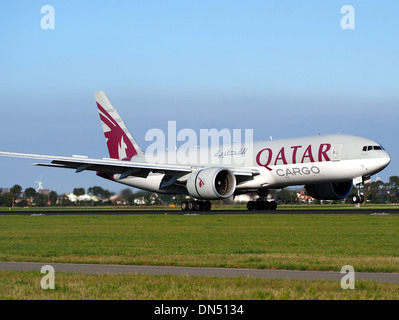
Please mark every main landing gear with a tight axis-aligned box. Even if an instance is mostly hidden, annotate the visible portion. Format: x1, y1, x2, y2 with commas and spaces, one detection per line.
246, 200, 277, 211
246, 189, 278, 211
181, 200, 212, 211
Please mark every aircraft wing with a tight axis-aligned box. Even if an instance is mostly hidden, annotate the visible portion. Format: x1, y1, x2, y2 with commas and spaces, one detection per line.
0, 151, 256, 182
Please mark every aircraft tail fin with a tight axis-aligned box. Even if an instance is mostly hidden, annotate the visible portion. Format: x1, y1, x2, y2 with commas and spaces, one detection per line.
95, 91, 144, 161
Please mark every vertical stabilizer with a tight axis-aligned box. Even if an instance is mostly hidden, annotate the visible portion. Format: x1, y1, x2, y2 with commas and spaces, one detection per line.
95, 91, 144, 161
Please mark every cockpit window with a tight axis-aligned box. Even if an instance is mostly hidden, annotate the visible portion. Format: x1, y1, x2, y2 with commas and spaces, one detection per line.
362, 145, 385, 151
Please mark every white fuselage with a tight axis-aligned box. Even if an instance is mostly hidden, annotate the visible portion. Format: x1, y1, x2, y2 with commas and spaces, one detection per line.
114, 134, 391, 194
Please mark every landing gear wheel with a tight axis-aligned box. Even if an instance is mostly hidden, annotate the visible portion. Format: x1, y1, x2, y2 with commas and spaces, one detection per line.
188, 200, 198, 211
181, 201, 189, 211
203, 201, 212, 211
258, 201, 270, 210
246, 200, 278, 211
247, 201, 255, 210
269, 201, 277, 211
182, 200, 212, 211
353, 195, 365, 204
197, 201, 204, 211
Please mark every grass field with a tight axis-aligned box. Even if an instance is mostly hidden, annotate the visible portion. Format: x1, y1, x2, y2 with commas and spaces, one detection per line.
1, 271, 399, 300
0, 213, 398, 272
1, 212, 399, 299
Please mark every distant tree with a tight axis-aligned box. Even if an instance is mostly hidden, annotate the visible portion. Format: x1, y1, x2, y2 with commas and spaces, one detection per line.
88, 186, 112, 201
101, 189, 112, 200
120, 188, 134, 205
389, 176, 399, 189
10, 185, 22, 198
73, 188, 85, 197
49, 191, 58, 206
58, 194, 72, 206
276, 189, 298, 204
24, 187, 37, 199
37, 193, 49, 207
0, 192, 14, 207
88, 186, 104, 197
9, 185, 23, 208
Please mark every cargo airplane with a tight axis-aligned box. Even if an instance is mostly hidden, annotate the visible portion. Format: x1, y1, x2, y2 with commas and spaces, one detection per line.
0, 91, 391, 211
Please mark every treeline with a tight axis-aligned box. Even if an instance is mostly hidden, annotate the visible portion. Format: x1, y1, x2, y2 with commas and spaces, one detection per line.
361, 176, 399, 204
271, 176, 399, 205
1, 176, 398, 207
0, 185, 116, 207
0, 184, 188, 207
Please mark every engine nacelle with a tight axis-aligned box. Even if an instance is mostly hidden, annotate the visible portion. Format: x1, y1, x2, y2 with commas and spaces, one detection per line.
305, 181, 353, 200
186, 167, 236, 200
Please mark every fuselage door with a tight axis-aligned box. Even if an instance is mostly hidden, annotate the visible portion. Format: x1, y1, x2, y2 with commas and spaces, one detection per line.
332, 144, 342, 161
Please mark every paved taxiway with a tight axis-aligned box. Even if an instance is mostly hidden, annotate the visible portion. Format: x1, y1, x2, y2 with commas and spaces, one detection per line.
1, 261, 398, 283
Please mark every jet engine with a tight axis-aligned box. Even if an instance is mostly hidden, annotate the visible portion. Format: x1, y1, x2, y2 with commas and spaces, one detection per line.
186, 167, 236, 200
305, 181, 353, 200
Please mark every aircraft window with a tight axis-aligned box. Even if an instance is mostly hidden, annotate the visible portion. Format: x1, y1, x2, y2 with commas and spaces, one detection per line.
362, 145, 384, 152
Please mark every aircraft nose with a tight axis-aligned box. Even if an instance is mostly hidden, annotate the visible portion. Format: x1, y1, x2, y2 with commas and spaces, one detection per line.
383, 150, 391, 167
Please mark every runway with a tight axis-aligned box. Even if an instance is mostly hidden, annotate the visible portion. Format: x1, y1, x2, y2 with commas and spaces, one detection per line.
1, 208, 399, 215
1, 261, 398, 283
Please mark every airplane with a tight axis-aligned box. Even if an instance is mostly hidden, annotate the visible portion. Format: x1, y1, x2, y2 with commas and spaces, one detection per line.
0, 91, 391, 211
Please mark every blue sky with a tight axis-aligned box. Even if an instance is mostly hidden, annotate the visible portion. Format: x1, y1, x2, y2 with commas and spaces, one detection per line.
0, 1, 398, 194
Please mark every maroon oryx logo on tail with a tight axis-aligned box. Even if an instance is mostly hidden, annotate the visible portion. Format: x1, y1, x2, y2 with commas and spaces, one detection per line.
97, 102, 138, 161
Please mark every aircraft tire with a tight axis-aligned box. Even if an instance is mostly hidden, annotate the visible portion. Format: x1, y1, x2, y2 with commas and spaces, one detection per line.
203, 200, 212, 211
181, 201, 189, 211
269, 201, 277, 210
188, 201, 197, 211
197, 201, 204, 211
247, 201, 255, 210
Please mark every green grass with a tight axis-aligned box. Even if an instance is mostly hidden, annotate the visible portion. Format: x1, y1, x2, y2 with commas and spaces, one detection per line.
0, 214, 398, 272
1, 270, 399, 300
1, 213, 399, 300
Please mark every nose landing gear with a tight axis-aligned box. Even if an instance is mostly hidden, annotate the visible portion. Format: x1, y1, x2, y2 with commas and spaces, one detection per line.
353, 177, 366, 204
353, 194, 365, 204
